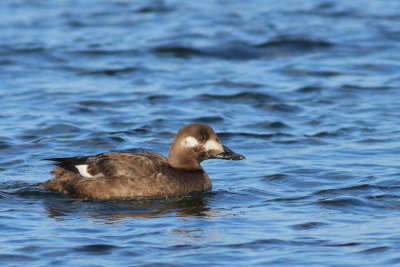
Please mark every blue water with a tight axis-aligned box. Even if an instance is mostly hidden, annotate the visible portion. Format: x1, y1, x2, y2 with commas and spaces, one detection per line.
1, 0, 400, 265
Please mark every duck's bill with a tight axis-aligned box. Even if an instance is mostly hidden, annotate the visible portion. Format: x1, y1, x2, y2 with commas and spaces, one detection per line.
211, 145, 246, 160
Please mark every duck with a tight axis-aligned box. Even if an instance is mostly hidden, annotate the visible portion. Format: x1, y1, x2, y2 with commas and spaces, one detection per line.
40, 123, 245, 199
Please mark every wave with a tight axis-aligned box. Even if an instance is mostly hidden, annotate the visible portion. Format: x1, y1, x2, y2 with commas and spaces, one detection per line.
198, 92, 279, 103
152, 36, 333, 60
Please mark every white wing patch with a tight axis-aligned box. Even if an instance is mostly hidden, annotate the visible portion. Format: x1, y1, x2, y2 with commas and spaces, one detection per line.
75, 165, 93, 178
184, 136, 199, 147
205, 140, 223, 152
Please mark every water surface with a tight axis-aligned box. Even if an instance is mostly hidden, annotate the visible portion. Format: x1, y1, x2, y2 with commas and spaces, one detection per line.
1, 0, 400, 266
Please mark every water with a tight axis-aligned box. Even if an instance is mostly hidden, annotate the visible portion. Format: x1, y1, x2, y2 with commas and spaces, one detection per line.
1, 0, 400, 265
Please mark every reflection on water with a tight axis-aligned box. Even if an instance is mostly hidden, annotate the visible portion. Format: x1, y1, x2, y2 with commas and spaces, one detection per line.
0, 183, 213, 220
43, 193, 211, 220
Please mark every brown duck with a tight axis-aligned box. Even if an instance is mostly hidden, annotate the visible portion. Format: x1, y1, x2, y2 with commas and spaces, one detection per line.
41, 123, 245, 199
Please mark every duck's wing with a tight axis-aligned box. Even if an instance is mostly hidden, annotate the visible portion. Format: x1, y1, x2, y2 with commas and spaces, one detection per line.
43, 152, 168, 199
45, 152, 168, 179
45, 155, 101, 178
93, 152, 169, 178
45, 156, 89, 164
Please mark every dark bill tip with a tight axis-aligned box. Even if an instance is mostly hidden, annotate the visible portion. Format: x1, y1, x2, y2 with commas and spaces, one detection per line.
211, 145, 246, 160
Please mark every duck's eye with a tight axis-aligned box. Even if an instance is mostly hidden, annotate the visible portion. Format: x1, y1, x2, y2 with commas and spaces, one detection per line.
199, 135, 206, 141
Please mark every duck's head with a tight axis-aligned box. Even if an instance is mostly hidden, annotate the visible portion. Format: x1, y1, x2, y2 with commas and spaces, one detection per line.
168, 123, 245, 170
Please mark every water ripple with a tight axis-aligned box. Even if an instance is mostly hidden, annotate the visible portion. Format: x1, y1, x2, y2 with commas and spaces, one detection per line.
2, 0, 400, 265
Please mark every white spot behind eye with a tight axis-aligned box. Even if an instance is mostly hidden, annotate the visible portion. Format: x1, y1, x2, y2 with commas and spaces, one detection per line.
184, 136, 200, 147
75, 165, 93, 178
204, 140, 223, 152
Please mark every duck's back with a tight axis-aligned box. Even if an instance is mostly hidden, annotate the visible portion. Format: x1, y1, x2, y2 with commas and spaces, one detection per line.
41, 152, 211, 199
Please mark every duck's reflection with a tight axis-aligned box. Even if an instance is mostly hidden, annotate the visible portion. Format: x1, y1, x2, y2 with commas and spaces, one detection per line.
43, 192, 212, 221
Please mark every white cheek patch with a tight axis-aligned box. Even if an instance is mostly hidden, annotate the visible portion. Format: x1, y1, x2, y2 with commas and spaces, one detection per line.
75, 165, 93, 178
204, 140, 223, 152
184, 136, 200, 147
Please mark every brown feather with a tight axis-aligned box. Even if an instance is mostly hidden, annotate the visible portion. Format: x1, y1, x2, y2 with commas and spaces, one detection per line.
40, 123, 244, 199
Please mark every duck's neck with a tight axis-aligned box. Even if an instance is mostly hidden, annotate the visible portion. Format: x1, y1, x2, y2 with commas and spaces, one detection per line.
168, 147, 202, 170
